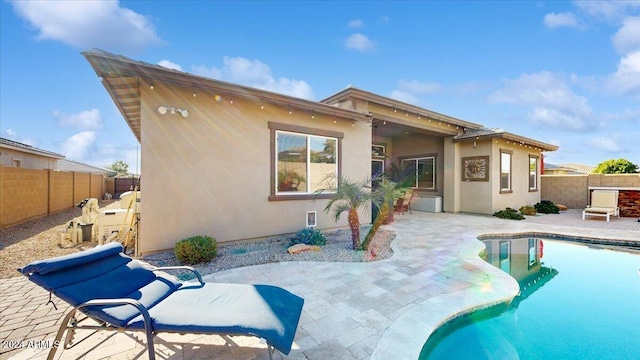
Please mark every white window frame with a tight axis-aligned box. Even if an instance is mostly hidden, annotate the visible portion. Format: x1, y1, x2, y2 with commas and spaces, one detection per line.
401, 156, 436, 190
500, 150, 512, 193
275, 130, 338, 195
529, 155, 538, 191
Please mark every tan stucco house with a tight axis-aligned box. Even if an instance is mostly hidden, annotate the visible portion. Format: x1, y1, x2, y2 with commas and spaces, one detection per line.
83, 49, 558, 255
0, 137, 65, 169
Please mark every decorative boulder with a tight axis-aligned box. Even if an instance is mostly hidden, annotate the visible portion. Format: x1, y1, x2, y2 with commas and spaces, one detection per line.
556, 204, 568, 211
287, 244, 321, 254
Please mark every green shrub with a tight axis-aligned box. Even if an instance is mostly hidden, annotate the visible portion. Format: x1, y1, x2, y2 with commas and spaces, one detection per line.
174, 235, 218, 265
493, 207, 525, 220
535, 200, 560, 214
289, 227, 326, 246
519, 205, 537, 216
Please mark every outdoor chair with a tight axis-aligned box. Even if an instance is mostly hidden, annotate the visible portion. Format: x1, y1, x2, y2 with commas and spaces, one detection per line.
18, 243, 304, 360
582, 190, 620, 222
395, 190, 414, 215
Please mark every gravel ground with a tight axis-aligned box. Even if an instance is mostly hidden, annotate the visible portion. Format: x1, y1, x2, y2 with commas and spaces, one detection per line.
0, 200, 119, 279
1, 205, 395, 279
143, 226, 395, 280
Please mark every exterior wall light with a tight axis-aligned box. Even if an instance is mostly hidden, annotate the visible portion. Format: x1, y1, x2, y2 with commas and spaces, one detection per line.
157, 106, 189, 118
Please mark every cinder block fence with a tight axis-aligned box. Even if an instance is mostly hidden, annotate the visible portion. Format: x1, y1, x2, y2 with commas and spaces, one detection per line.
541, 173, 640, 217
0, 165, 105, 229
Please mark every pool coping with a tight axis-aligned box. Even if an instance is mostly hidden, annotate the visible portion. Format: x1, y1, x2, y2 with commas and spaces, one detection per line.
371, 224, 640, 360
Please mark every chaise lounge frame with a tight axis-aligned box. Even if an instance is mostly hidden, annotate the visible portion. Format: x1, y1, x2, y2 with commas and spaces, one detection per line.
19, 243, 304, 360
582, 190, 620, 223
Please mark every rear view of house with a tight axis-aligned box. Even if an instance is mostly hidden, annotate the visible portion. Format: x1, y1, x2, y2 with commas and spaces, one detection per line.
83, 49, 557, 255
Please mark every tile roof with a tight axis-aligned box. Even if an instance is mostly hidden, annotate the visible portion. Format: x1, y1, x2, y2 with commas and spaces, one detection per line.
0, 137, 65, 159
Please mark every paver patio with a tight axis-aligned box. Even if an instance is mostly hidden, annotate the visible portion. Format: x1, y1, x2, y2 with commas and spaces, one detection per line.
2, 210, 639, 360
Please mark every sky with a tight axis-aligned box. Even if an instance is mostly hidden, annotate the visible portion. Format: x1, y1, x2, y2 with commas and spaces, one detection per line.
1, 0, 639, 171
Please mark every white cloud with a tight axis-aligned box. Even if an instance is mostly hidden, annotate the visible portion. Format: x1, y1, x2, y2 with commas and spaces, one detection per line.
489, 71, 594, 131
574, 0, 640, 22
344, 33, 375, 53
612, 16, 640, 54
61, 131, 97, 160
10, 0, 163, 52
192, 57, 315, 100
543, 12, 584, 29
158, 60, 182, 71
53, 109, 102, 130
347, 19, 364, 29
606, 51, 640, 96
586, 136, 624, 153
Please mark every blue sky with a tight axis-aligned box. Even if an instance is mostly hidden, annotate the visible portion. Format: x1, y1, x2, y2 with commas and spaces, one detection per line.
1, 1, 639, 171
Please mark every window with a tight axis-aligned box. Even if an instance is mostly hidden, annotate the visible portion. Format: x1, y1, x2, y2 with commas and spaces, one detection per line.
499, 241, 511, 273
401, 156, 436, 190
500, 150, 512, 193
529, 155, 538, 191
12, 159, 22, 168
269, 122, 343, 200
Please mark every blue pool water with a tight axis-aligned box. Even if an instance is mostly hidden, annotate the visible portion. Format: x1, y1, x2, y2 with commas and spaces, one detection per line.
420, 237, 640, 360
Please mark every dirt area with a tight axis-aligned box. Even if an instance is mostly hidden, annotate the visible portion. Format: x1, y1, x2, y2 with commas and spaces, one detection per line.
0, 200, 118, 278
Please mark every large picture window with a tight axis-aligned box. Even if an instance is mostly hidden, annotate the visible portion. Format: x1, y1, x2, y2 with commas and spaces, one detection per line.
401, 156, 436, 190
500, 150, 512, 193
529, 155, 538, 191
269, 122, 343, 200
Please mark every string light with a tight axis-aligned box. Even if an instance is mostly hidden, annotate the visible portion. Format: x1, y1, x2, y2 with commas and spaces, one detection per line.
288, 106, 292, 115
149, 82, 154, 90
193, 91, 197, 97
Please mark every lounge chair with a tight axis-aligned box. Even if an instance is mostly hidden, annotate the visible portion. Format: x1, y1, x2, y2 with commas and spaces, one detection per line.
18, 243, 304, 360
582, 190, 620, 222
394, 190, 414, 215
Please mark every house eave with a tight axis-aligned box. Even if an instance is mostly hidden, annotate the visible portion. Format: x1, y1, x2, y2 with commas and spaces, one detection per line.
321, 87, 483, 130
453, 132, 559, 152
83, 49, 371, 142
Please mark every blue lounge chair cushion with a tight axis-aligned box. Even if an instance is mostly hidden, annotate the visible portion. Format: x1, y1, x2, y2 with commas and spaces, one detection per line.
21, 242, 124, 275
127, 282, 304, 355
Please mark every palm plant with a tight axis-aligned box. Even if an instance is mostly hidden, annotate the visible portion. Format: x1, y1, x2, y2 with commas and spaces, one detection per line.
361, 177, 406, 251
314, 175, 373, 250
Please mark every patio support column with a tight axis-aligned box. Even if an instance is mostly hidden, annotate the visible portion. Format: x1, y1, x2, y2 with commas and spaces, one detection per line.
443, 136, 460, 213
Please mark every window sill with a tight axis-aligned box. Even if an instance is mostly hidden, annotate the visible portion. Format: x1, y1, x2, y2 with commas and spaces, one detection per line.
269, 193, 334, 201
529, 189, 539, 192
500, 190, 513, 194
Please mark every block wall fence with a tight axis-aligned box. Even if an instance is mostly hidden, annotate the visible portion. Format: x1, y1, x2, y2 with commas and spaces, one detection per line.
541, 174, 640, 217
0, 165, 106, 229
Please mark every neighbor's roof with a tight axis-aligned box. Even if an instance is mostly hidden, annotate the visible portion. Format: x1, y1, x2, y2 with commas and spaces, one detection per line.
453, 128, 559, 152
82, 49, 372, 142
559, 163, 595, 174
0, 137, 65, 159
57, 159, 117, 176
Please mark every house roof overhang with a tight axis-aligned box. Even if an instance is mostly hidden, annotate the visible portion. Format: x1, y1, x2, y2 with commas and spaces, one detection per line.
453, 128, 559, 152
82, 49, 372, 142
321, 87, 484, 131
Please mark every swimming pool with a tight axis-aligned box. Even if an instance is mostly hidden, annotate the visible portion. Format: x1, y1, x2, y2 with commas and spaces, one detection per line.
420, 237, 640, 360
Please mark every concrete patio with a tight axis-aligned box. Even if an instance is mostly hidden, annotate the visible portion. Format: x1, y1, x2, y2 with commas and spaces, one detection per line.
2, 210, 639, 360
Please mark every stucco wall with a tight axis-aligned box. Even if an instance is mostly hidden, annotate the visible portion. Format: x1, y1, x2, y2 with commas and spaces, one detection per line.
139, 85, 371, 254
541, 173, 640, 209
0, 148, 57, 169
492, 141, 542, 213
459, 140, 494, 214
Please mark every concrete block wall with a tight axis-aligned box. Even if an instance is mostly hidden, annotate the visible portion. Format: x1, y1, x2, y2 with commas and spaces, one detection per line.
0, 165, 106, 229
540, 175, 589, 209
541, 174, 640, 215
0, 167, 49, 227
49, 170, 74, 214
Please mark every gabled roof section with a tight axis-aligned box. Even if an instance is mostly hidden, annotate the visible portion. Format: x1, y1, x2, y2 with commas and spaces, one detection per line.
57, 159, 117, 176
321, 86, 483, 130
0, 137, 65, 159
82, 49, 371, 141
454, 128, 558, 152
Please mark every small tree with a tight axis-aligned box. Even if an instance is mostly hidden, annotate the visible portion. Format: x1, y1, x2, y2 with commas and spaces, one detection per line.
107, 160, 129, 174
314, 175, 373, 250
361, 177, 406, 251
593, 159, 638, 174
